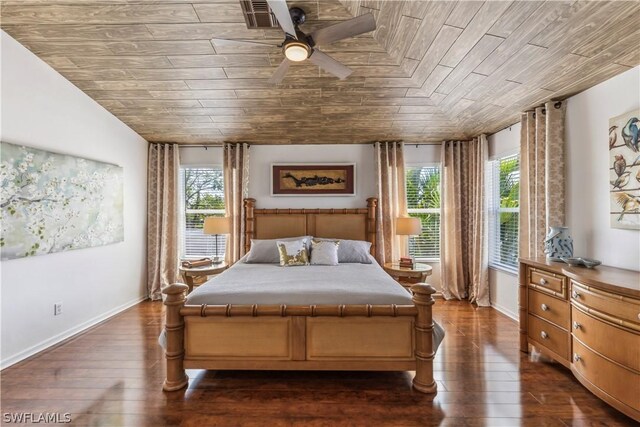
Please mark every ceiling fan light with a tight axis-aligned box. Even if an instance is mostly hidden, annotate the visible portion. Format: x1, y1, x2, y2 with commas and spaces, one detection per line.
284, 42, 309, 62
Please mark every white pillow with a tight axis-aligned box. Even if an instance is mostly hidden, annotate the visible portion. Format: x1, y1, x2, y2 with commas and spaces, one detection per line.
310, 240, 340, 266
277, 238, 310, 267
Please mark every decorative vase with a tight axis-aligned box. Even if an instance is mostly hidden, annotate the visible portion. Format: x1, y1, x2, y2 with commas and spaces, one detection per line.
544, 226, 574, 262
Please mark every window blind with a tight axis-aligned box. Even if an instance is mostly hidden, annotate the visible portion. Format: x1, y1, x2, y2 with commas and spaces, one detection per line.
181, 167, 226, 259
406, 165, 441, 259
487, 154, 520, 271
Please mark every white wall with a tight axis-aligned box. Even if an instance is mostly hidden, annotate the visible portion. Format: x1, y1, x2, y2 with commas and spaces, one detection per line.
180, 146, 223, 167
488, 66, 640, 320
0, 32, 148, 367
566, 66, 640, 270
248, 144, 375, 209
488, 123, 520, 160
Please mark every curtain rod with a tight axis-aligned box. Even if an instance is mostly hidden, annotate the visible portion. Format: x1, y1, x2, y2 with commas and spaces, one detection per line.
159, 141, 462, 147
486, 99, 565, 136
526, 100, 564, 115
153, 143, 245, 148
175, 142, 445, 147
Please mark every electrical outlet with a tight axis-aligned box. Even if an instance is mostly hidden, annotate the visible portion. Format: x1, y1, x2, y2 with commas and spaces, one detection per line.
54, 302, 62, 316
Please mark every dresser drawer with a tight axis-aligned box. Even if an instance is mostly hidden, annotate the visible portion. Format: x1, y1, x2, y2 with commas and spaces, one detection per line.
572, 306, 640, 371
571, 281, 640, 329
528, 315, 569, 361
529, 268, 567, 299
528, 289, 569, 329
572, 339, 640, 411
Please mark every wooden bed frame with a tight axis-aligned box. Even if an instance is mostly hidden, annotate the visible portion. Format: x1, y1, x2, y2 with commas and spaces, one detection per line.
162, 198, 437, 395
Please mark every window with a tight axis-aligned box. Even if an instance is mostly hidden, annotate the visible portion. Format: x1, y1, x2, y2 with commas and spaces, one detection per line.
406, 165, 441, 259
488, 154, 520, 272
182, 167, 225, 259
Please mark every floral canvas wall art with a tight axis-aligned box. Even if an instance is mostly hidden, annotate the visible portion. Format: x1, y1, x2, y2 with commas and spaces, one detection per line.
609, 109, 640, 230
1, 142, 124, 260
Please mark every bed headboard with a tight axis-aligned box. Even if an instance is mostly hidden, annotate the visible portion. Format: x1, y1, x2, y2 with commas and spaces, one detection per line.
243, 198, 377, 255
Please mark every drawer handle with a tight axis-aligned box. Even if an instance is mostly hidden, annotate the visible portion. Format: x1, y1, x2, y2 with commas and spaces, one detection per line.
572, 321, 581, 330
573, 353, 581, 363
540, 331, 548, 339
539, 278, 548, 285
571, 290, 580, 299
540, 304, 549, 312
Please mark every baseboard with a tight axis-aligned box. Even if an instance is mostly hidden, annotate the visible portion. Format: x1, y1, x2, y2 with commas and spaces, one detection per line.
490, 301, 519, 322
0, 295, 147, 370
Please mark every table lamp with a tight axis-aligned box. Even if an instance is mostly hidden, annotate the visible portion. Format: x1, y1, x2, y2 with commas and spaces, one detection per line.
396, 217, 422, 237
395, 217, 422, 265
203, 216, 230, 264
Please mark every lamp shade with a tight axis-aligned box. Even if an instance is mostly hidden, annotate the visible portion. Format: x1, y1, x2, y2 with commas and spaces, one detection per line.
395, 217, 422, 236
203, 216, 230, 235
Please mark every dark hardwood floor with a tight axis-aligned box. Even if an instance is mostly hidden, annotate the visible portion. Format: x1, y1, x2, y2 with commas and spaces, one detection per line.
1, 300, 636, 426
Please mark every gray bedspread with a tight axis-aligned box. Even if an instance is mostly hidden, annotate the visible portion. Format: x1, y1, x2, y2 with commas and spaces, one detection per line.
187, 255, 414, 306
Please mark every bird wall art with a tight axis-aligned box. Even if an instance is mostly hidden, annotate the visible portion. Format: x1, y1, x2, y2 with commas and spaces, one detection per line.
609, 109, 640, 230
622, 117, 639, 152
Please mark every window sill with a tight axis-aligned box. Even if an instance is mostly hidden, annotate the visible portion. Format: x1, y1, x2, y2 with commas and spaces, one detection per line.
489, 264, 518, 276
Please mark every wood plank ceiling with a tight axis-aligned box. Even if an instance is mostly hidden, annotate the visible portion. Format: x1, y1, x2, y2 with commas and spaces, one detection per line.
2, 1, 639, 145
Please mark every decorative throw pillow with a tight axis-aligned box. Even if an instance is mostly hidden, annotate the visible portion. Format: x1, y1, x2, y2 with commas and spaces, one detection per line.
277, 239, 310, 267
246, 236, 312, 263
310, 240, 340, 266
313, 238, 372, 263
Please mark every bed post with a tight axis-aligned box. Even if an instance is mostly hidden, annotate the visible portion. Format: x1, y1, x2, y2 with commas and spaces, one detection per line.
411, 283, 437, 394
244, 198, 256, 254
366, 197, 377, 256
162, 283, 189, 392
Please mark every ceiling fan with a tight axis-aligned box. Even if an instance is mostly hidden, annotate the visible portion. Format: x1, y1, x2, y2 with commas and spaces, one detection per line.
213, 0, 376, 84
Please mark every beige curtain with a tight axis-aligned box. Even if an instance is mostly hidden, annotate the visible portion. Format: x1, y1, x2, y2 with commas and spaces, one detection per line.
147, 143, 181, 300
519, 101, 566, 258
440, 136, 490, 306
223, 143, 250, 264
374, 141, 407, 264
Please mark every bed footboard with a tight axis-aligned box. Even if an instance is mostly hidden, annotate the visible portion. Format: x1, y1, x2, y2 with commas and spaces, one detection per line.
161, 283, 437, 395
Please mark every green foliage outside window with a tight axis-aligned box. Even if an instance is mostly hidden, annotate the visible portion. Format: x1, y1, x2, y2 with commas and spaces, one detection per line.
492, 155, 520, 268
183, 167, 225, 258
184, 168, 225, 228
406, 166, 441, 259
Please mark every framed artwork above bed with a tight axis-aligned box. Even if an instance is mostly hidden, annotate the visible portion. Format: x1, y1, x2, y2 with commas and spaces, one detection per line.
271, 163, 355, 196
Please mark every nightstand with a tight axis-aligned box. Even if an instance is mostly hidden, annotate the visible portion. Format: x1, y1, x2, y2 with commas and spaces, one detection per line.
383, 262, 432, 292
179, 262, 228, 293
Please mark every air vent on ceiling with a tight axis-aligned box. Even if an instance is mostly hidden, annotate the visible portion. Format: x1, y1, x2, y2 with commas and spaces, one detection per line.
240, 0, 280, 29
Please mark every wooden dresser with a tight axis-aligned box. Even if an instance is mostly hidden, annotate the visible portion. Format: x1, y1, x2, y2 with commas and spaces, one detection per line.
519, 258, 640, 422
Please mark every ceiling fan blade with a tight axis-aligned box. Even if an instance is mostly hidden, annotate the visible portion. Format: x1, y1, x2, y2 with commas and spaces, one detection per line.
267, 0, 297, 39
311, 13, 376, 45
310, 13, 376, 46
268, 59, 291, 84
308, 49, 352, 80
